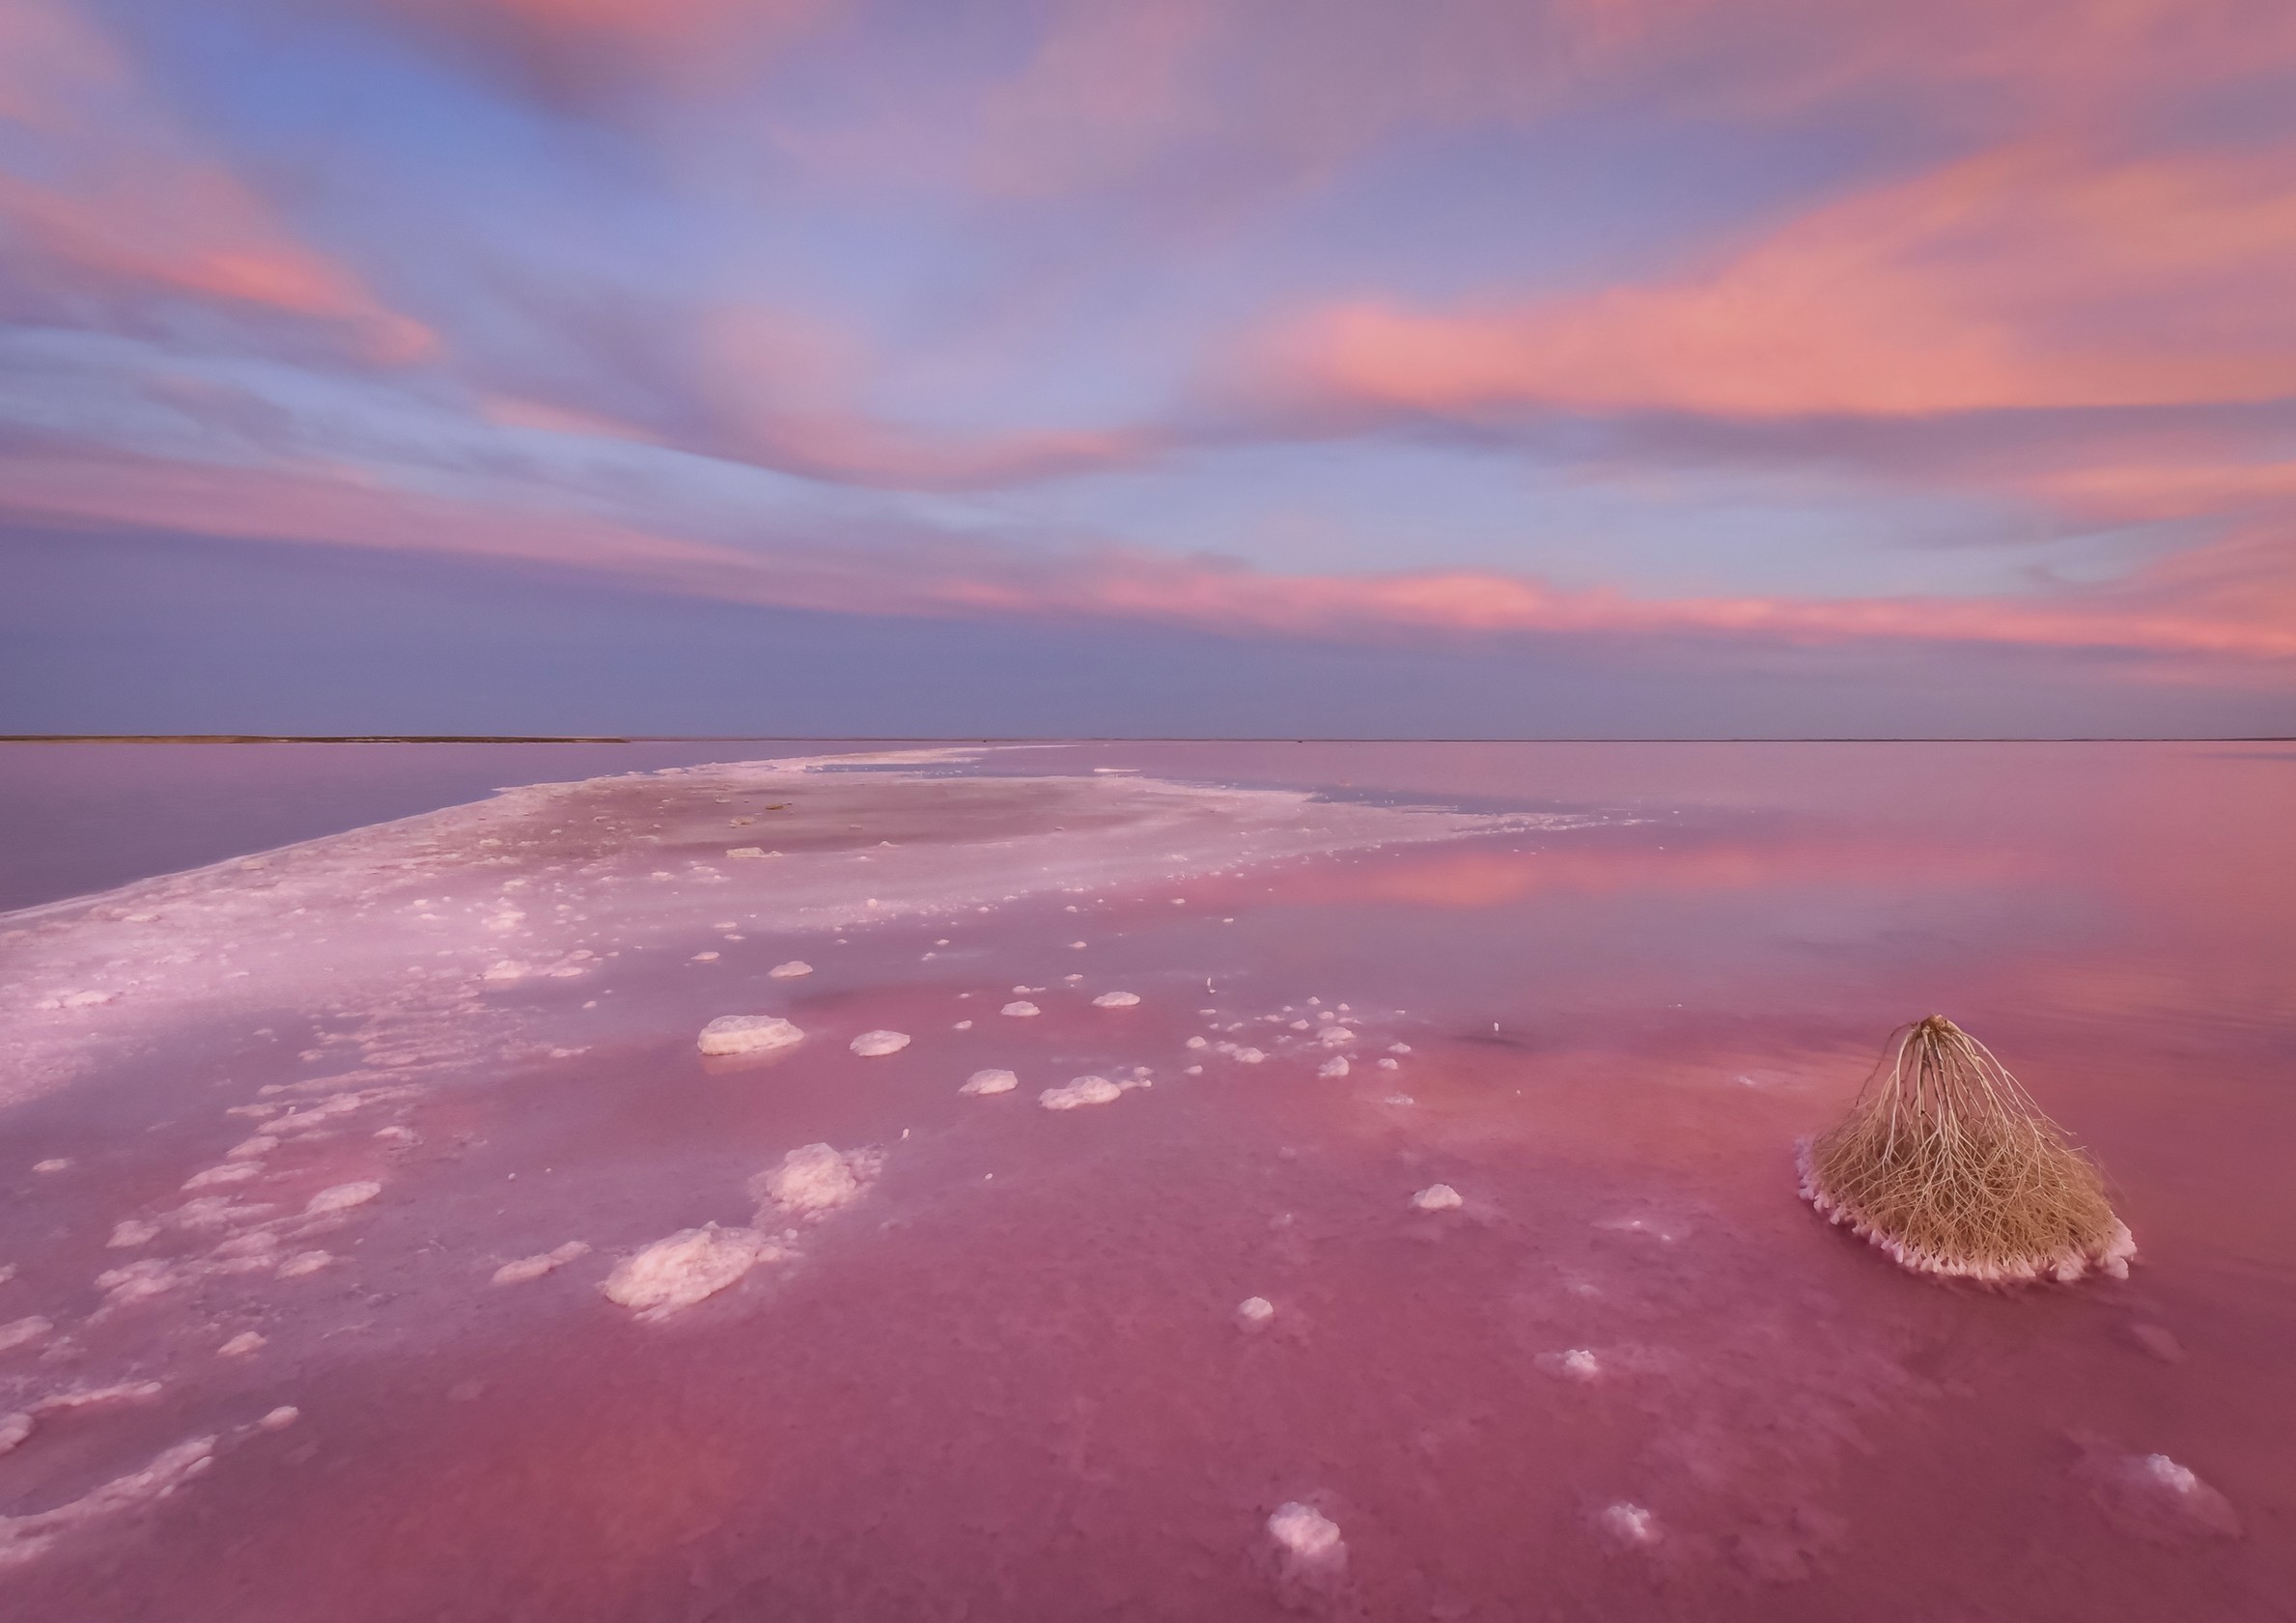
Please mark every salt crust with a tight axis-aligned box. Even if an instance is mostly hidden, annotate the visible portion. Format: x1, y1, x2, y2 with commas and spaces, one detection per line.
697, 1015, 804, 1056
305, 1181, 380, 1216
748, 1143, 881, 1218
849, 1030, 910, 1057
1796, 1137, 2138, 1283
1039, 1076, 1122, 1110
1267, 1502, 1346, 1577
1237, 1296, 1275, 1328
961, 1069, 1019, 1096
0, 1434, 215, 1569
768, 961, 813, 978
1091, 991, 1141, 1008
492, 1241, 591, 1286
603, 1225, 786, 1319
1412, 1184, 1464, 1212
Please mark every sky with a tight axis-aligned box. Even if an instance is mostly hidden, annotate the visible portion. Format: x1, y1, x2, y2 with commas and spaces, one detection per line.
3, 0, 2294, 737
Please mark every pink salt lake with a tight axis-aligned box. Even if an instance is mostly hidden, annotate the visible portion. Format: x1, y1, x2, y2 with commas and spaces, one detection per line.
0, 740, 2289, 1620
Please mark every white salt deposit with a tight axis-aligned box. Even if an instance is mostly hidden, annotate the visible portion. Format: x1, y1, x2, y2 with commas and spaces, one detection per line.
107, 1218, 160, 1248
768, 961, 813, 978
1267, 1502, 1347, 1577
491, 1241, 591, 1286
689, 951, 720, 963
0, 1413, 29, 1456
1411, 1184, 1464, 1212
1318, 1025, 1355, 1048
749, 1143, 881, 1217
1234, 1048, 1267, 1064
1092, 991, 1141, 1008
1237, 1296, 1275, 1328
217, 1331, 266, 1357
1378, 1057, 1399, 1070
1318, 1057, 1350, 1077
961, 1068, 1019, 1095
1186, 1035, 1209, 1049
1559, 1349, 1602, 1380
182, 1162, 260, 1189
305, 1181, 380, 1216
0, 1434, 216, 1570
1599, 1502, 1661, 1548
32, 1159, 71, 1174
697, 1015, 805, 1055
849, 1029, 910, 1057
258, 1406, 299, 1431
1039, 1076, 1123, 1110
602, 1225, 782, 1319
1388, 1043, 1413, 1054
276, 1250, 331, 1278
1001, 1001, 1041, 1018
226, 1135, 277, 1161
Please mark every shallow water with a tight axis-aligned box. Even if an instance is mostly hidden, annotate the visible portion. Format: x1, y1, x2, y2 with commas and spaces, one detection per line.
0, 741, 2290, 1621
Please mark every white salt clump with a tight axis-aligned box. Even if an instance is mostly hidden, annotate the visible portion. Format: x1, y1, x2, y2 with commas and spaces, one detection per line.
689, 951, 720, 963
217, 1331, 266, 1357
491, 1241, 591, 1286
1412, 1184, 1464, 1212
276, 1250, 332, 1278
1388, 1043, 1413, 1054
953, 1019, 973, 1030
181, 1163, 260, 1190
1318, 1025, 1355, 1048
1378, 1058, 1400, 1071
226, 1135, 277, 1161
602, 1225, 782, 1319
1318, 1057, 1350, 1078
768, 961, 813, 978
1186, 1035, 1209, 1049
850, 1029, 910, 1057
1237, 1296, 1275, 1328
32, 1159, 72, 1174
483, 961, 529, 982
305, 1182, 380, 1216
258, 1406, 299, 1431
95, 1260, 176, 1305
107, 1219, 160, 1249
1559, 1349, 1601, 1380
1267, 1501, 1347, 1577
0, 1433, 216, 1568
726, 847, 767, 858
1040, 1076, 1123, 1110
0, 1412, 30, 1456
1092, 991, 1141, 1008
961, 1069, 1019, 1096
2142, 1454, 2198, 1494
1234, 1047, 1267, 1064
749, 1143, 881, 1217
697, 1015, 805, 1055
0, 1316, 52, 1353
1001, 1001, 1041, 1018
1599, 1502, 1661, 1547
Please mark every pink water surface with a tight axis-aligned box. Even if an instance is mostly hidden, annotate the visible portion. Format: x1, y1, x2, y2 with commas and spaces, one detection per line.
0, 742, 2289, 1621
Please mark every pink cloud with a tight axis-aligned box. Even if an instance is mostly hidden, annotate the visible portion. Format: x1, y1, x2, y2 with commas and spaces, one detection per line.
1239, 142, 2296, 422
0, 0, 435, 363
6, 445, 2290, 668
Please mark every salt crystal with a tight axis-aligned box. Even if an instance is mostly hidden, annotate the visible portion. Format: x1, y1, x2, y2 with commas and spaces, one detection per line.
1267, 1502, 1347, 1577
1412, 1184, 1463, 1212
276, 1250, 332, 1278
1318, 1057, 1350, 1077
750, 1143, 879, 1217
217, 1332, 266, 1357
602, 1225, 781, 1318
1186, 1036, 1209, 1049
697, 1015, 804, 1055
0, 1316, 52, 1353
305, 1182, 380, 1216
258, 1406, 299, 1431
107, 1219, 160, 1249
849, 1030, 910, 1057
1001, 1001, 1041, 1018
182, 1162, 259, 1190
961, 1069, 1019, 1096
1237, 1296, 1275, 1328
689, 951, 720, 963
491, 1242, 591, 1286
32, 1159, 71, 1174
1039, 1076, 1122, 1110
768, 961, 813, 978
1092, 991, 1141, 1008
1599, 1502, 1661, 1547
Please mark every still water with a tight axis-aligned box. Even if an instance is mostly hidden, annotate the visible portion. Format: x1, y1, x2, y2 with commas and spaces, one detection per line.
0, 741, 2289, 1621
